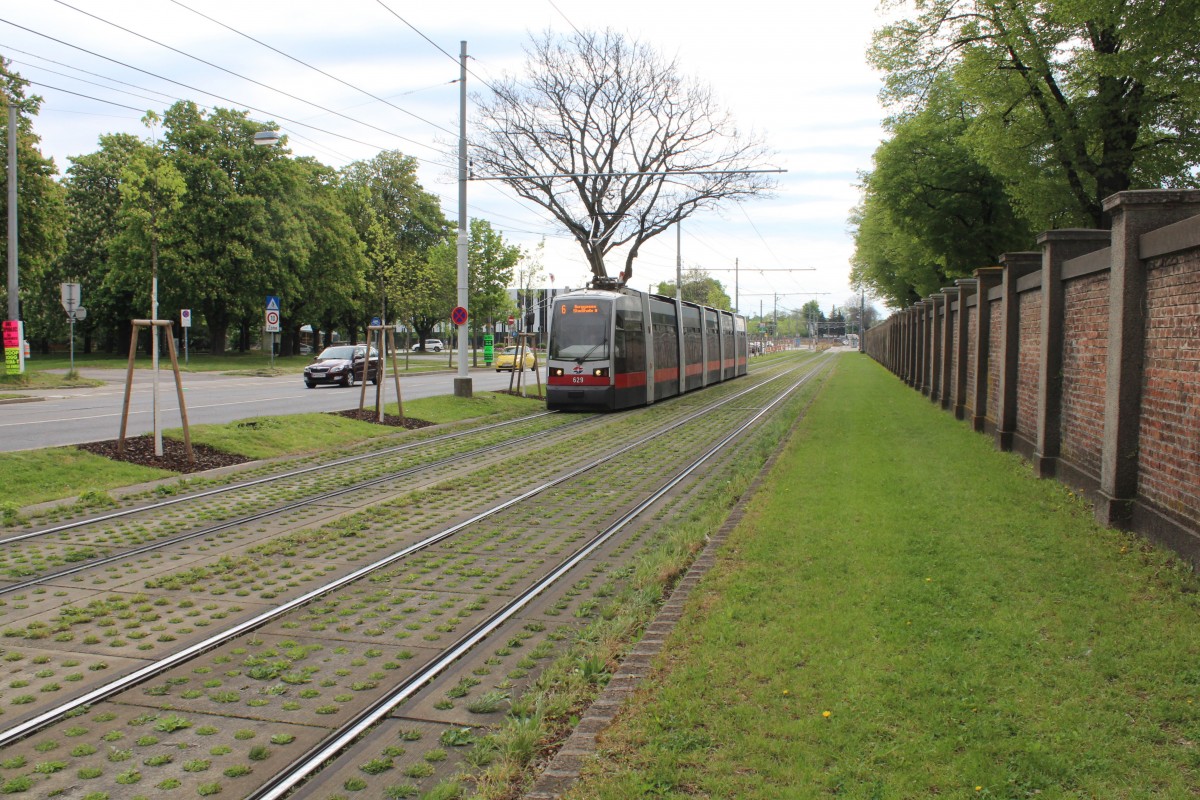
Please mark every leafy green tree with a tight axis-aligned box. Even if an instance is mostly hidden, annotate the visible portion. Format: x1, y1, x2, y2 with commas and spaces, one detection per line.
157, 102, 290, 353
0, 60, 67, 347
850, 84, 1032, 306
62, 133, 145, 353
341, 151, 450, 348
870, 0, 1200, 227
106, 117, 186, 354
654, 268, 732, 309
263, 156, 366, 356
426, 219, 523, 360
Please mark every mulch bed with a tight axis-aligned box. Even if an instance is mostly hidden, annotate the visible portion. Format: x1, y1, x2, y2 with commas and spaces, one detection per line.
78, 436, 252, 474
334, 409, 435, 429
76, 412, 434, 475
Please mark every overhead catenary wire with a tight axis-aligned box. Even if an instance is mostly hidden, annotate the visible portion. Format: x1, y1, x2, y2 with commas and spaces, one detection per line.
166, 0, 458, 138
0, 16, 431, 156
51, 0, 445, 153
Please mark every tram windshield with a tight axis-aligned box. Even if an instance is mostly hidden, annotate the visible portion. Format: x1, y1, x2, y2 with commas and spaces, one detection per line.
549, 298, 611, 362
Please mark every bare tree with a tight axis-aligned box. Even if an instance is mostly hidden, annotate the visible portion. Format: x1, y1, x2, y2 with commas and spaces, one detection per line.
471, 29, 776, 285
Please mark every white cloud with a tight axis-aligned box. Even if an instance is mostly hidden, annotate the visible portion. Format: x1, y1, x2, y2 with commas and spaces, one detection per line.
7, 0, 888, 310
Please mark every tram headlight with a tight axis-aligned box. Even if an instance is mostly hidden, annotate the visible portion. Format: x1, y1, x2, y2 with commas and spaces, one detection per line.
592, 367, 608, 377
550, 367, 564, 377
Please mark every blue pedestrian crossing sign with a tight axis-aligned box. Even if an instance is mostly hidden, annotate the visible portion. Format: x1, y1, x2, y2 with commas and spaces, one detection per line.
265, 295, 280, 311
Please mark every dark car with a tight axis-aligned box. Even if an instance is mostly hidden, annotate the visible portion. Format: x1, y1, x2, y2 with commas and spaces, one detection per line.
303, 345, 381, 388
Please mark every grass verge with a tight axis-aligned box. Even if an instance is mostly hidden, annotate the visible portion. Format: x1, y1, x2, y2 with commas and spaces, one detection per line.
0, 392, 545, 509
565, 354, 1200, 800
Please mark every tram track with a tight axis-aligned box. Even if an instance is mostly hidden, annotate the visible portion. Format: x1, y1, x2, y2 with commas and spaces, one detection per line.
253, 354, 833, 800
0, 352, 830, 799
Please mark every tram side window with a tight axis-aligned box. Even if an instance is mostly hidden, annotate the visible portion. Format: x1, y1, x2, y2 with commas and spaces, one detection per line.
614, 304, 645, 375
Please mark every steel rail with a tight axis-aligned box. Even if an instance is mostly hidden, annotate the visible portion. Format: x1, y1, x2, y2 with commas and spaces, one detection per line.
0, 416, 595, 597
0, 411, 560, 547
0, 357, 820, 750
249, 355, 834, 800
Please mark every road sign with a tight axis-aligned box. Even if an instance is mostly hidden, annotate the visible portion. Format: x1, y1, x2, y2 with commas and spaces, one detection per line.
181, 309, 192, 328
507, 315, 515, 326
265, 295, 280, 312
61, 283, 81, 314
370, 316, 382, 327
451, 306, 468, 326
265, 309, 281, 333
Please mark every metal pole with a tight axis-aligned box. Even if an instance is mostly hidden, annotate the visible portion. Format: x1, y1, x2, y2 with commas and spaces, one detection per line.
69, 316, 75, 373
454, 40, 472, 397
150, 123, 162, 456
7, 102, 17, 323
734, 257, 739, 314
676, 222, 681, 303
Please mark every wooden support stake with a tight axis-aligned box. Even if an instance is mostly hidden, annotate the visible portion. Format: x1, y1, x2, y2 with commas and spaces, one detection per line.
117, 319, 194, 464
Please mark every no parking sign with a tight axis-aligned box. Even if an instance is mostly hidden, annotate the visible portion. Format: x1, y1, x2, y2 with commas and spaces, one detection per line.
451, 306, 468, 326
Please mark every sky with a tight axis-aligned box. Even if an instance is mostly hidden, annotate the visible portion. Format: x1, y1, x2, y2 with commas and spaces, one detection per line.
3, 0, 892, 320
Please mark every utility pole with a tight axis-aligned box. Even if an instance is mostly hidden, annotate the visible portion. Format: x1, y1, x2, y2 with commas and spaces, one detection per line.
6, 100, 17, 323
675, 222, 681, 304
454, 40, 472, 397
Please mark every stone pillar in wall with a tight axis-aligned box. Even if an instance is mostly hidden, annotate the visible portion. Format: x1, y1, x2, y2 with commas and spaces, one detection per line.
970, 268, 1003, 432
903, 306, 915, 387
953, 279, 977, 420
995, 252, 1041, 451
928, 295, 944, 401
1033, 229, 1111, 478
937, 289, 955, 409
1096, 190, 1200, 527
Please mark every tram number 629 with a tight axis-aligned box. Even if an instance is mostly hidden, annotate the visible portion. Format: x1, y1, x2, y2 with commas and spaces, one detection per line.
572, 376, 585, 384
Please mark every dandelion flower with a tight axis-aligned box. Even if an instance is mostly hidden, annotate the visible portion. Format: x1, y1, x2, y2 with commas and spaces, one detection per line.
822, 711, 831, 718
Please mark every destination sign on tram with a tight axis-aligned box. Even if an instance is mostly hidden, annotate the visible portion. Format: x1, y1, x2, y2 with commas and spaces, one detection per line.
561, 303, 600, 314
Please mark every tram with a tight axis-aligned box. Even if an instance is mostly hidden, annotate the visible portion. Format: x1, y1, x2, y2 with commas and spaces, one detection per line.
546, 284, 749, 411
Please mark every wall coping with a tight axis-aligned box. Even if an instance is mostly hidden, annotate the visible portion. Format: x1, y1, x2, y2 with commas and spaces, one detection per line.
1062, 246, 1112, 280
1140, 213, 1200, 260
1102, 189, 1200, 213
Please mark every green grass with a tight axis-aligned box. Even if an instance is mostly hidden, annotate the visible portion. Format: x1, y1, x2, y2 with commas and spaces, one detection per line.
0, 449, 174, 508
0, 370, 104, 389
175, 392, 542, 459
0, 392, 546, 510
568, 354, 1200, 800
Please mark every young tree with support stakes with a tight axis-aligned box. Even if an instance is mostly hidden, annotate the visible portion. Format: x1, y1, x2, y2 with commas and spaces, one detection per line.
471, 29, 776, 285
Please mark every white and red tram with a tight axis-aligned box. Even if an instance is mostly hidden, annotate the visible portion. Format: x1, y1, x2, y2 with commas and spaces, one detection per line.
546, 286, 749, 411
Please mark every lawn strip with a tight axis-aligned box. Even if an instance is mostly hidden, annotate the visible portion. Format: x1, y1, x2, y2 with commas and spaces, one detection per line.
0, 393, 545, 513
567, 354, 1200, 800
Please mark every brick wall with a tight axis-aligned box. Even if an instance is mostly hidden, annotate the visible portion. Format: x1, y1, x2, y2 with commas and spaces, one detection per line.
964, 305, 976, 411
861, 193, 1200, 563
987, 299, 1002, 425
1137, 249, 1200, 526
1060, 273, 1109, 481
948, 306, 959, 407
1015, 291, 1042, 442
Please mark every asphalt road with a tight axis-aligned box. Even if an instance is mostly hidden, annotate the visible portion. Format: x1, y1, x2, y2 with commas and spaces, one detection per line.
0, 364, 544, 452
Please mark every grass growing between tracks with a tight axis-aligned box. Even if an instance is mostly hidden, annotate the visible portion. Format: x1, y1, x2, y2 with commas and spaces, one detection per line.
565, 355, 1200, 800
462, 362, 829, 799
0, 392, 545, 510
